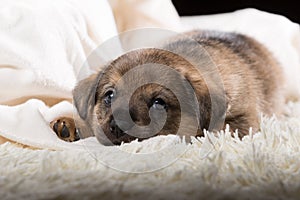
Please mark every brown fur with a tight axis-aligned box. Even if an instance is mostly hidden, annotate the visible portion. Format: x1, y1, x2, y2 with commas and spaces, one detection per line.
53, 30, 284, 145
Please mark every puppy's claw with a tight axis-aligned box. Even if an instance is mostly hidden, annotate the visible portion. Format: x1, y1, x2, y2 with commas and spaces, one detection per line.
74, 129, 81, 141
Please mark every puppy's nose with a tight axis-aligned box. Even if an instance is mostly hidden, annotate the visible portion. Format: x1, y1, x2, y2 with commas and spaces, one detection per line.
109, 119, 133, 138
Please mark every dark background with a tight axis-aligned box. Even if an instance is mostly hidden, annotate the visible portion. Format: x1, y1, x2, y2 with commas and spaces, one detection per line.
172, 0, 300, 24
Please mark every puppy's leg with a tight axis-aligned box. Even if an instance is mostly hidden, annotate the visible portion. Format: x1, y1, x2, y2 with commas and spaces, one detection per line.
50, 117, 80, 142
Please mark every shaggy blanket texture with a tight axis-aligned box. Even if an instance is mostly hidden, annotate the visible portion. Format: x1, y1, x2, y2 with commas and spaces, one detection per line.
1, 101, 300, 200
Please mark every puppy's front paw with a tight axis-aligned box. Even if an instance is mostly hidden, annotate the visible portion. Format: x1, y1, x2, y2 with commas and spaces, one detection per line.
50, 117, 80, 142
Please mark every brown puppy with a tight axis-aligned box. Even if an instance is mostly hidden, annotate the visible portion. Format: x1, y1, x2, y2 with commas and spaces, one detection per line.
52, 30, 284, 145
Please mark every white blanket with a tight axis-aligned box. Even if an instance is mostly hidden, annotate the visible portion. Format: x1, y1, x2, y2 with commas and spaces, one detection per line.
0, 0, 299, 149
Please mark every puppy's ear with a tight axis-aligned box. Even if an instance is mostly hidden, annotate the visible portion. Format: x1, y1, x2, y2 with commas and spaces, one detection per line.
73, 74, 100, 120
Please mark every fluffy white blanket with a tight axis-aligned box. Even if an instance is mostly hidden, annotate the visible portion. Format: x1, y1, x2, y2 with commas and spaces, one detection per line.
1, 0, 300, 199
1, 102, 300, 199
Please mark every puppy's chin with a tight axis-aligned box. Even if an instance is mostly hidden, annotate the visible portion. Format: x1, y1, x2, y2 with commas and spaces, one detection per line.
95, 113, 193, 145
97, 125, 163, 145
97, 134, 137, 146
95, 125, 137, 145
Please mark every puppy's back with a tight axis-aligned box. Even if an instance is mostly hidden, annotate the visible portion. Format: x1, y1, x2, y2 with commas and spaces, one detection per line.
164, 30, 284, 135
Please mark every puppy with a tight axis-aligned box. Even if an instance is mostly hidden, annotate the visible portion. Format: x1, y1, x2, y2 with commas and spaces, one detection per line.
52, 30, 284, 145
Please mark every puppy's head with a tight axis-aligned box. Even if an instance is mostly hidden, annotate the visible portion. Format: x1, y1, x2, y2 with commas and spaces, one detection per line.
73, 48, 223, 145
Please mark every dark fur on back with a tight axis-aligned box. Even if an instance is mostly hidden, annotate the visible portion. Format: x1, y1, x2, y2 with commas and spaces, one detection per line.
162, 30, 284, 135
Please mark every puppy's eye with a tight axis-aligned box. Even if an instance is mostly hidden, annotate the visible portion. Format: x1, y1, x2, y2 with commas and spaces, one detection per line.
152, 98, 167, 110
104, 90, 115, 106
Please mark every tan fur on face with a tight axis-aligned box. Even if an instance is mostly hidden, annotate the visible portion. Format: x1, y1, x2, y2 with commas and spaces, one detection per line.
73, 30, 284, 145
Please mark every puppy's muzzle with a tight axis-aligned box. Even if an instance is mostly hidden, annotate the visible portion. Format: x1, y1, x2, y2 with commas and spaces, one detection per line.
109, 109, 135, 138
